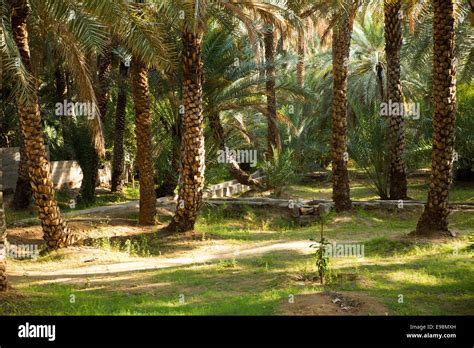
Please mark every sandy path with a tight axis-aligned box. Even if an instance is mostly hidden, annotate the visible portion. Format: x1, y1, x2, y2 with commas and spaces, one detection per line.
8, 240, 313, 278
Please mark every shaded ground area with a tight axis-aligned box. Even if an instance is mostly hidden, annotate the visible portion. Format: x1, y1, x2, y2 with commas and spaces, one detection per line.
1, 181, 473, 316
279, 291, 389, 315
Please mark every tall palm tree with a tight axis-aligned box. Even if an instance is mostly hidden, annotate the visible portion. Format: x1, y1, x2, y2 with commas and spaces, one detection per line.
167, 24, 206, 232
131, 58, 157, 225
3, 0, 174, 246
84, 0, 175, 225
331, 1, 358, 212
264, 24, 282, 159
415, 0, 457, 237
111, 60, 129, 193
79, 40, 113, 205
8, 0, 76, 249
384, 0, 408, 200
289, 0, 330, 88
167, 0, 290, 233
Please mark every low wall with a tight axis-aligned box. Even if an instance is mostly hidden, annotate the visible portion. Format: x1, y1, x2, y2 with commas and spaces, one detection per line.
1, 147, 110, 191
202, 170, 265, 198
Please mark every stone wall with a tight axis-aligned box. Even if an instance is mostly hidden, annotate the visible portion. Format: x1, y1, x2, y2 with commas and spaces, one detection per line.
1, 147, 111, 191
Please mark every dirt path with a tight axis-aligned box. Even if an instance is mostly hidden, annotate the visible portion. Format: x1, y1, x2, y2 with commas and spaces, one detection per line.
8, 240, 313, 279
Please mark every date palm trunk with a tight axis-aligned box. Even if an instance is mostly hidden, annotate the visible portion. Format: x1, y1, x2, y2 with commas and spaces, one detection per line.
79, 43, 112, 203
384, 0, 408, 200
111, 61, 129, 192
264, 25, 281, 159
55, 67, 74, 160
10, 0, 75, 249
11, 136, 31, 209
296, 29, 305, 88
131, 60, 156, 225
167, 29, 206, 233
415, 0, 457, 237
331, 8, 356, 212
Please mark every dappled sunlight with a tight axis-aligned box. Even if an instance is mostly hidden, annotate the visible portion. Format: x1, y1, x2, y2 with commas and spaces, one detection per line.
385, 270, 453, 286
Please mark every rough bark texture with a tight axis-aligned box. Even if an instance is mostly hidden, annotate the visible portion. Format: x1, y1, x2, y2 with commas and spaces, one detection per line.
10, 0, 75, 249
296, 29, 305, 88
384, 0, 408, 200
11, 136, 31, 209
111, 62, 128, 193
77, 141, 99, 205
0, 191, 7, 291
331, 9, 355, 212
79, 43, 112, 203
208, 112, 264, 189
415, 0, 457, 237
97, 39, 113, 123
167, 29, 206, 233
131, 60, 156, 225
264, 25, 281, 159
55, 67, 74, 160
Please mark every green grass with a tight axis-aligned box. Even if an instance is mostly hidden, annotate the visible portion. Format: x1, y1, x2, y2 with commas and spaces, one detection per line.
328, 239, 474, 315
2, 207, 473, 316
197, 205, 473, 242
285, 177, 474, 202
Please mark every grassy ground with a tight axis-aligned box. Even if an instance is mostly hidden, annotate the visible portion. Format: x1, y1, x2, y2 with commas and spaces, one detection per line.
284, 177, 474, 202
1, 204, 473, 316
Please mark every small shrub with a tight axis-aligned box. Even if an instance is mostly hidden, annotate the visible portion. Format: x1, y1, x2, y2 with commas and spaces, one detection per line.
260, 147, 297, 197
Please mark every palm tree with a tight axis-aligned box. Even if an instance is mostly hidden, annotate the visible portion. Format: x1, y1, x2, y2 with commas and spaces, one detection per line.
8, 0, 76, 249
384, 0, 408, 200
131, 58, 157, 225
203, 28, 268, 189
331, 1, 359, 212
111, 60, 129, 193
264, 24, 282, 159
11, 137, 31, 209
84, 0, 175, 225
3, 0, 174, 246
79, 40, 113, 205
289, 0, 331, 88
167, 24, 206, 232
415, 0, 457, 237
167, 0, 290, 233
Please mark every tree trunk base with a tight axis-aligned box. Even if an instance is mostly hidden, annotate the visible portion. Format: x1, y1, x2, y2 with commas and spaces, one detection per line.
389, 169, 408, 200
165, 215, 197, 234
334, 200, 352, 213
412, 207, 456, 238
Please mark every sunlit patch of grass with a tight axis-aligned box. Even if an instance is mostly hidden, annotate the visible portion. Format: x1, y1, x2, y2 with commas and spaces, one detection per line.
285, 177, 474, 203
385, 270, 453, 286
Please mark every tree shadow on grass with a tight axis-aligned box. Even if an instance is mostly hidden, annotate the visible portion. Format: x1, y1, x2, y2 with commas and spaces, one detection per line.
328, 252, 474, 315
